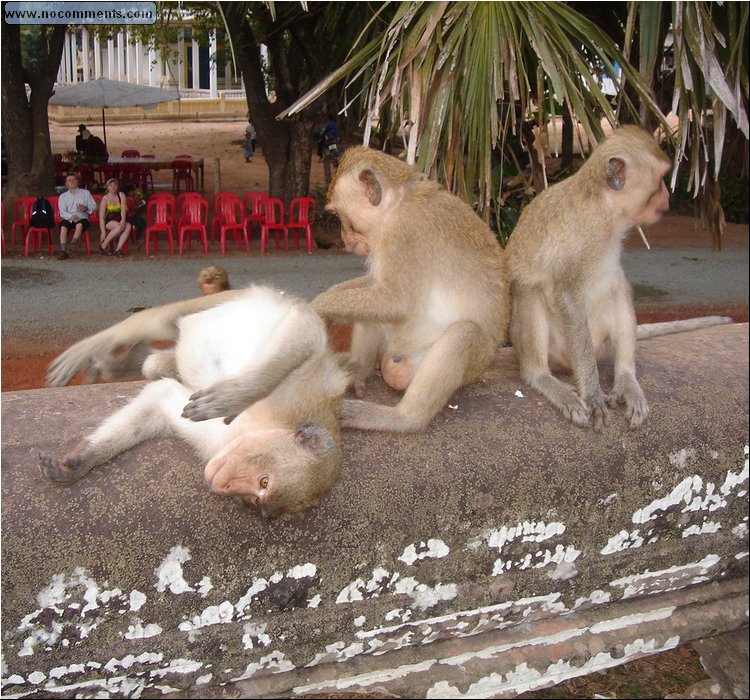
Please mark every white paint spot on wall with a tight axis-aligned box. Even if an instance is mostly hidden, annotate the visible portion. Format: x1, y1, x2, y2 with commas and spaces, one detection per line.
150, 658, 203, 677
197, 577, 213, 597
610, 555, 721, 598
231, 651, 295, 681
235, 578, 269, 615
669, 448, 697, 469
287, 563, 317, 579
178, 601, 234, 631
307, 594, 322, 609
129, 590, 146, 612
399, 540, 450, 565
682, 521, 722, 537
242, 622, 271, 650
393, 578, 458, 610
336, 579, 365, 604
124, 620, 163, 639
155, 546, 194, 595
27, 671, 45, 684
354, 616, 366, 627
294, 659, 437, 693
195, 673, 213, 685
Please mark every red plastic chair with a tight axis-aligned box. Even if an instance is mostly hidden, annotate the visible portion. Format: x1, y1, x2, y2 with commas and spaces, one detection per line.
172, 159, 194, 194
121, 150, 140, 158
177, 196, 208, 254
260, 197, 287, 253
212, 195, 247, 253
22, 199, 55, 257
145, 197, 175, 255
175, 192, 202, 231
243, 192, 267, 244
11, 196, 35, 247
287, 197, 316, 253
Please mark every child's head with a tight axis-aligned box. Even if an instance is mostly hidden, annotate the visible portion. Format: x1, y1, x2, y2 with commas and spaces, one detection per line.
198, 265, 230, 295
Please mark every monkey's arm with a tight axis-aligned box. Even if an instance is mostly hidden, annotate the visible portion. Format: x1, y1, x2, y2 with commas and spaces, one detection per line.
47, 290, 247, 387
311, 278, 411, 325
558, 291, 610, 431
182, 309, 325, 422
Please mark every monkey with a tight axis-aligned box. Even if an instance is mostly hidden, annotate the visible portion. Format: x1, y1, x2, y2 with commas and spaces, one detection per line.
505, 125, 673, 431
310, 146, 510, 432
41, 285, 348, 519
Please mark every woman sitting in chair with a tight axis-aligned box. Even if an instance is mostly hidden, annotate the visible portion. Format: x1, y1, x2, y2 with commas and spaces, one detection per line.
98, 178, 132, 258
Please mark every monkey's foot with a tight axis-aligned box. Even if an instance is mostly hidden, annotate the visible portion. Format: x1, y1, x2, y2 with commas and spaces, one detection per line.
586, 392, 611, 433
38, 441, 96, 484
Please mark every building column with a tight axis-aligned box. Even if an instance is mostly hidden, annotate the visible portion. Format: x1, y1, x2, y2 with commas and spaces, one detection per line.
116, 31, 124, 81
81, 29, 90, 81
135, 39, 143, 84
69, 31, 78, 82
191, 37, 200, 90
177, 30, 185, 91
209, 29, 218, 97
148, 46, 156, 86
60, 33, 69, 82
93, 34, 101, 79
107, 37, 114, 78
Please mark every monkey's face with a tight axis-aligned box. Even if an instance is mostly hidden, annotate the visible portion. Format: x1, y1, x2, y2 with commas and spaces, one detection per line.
204, 422, 340, 518
632, 158, 671, 226
327, 169, 387, 256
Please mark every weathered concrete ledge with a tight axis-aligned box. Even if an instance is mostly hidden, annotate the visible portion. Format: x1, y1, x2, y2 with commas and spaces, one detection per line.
1, 324, 748, 699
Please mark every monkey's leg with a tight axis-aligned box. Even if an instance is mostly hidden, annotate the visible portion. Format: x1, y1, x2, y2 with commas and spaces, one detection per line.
511, 289, 590, 429
39, 379, 189, 484
348, 323, 384, 397
142, 348, 178, 380
341, 320, 486, 432
606, 290, 648, 428
557, 292, 610, 431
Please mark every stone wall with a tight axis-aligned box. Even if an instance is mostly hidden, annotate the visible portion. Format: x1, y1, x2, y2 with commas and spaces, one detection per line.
1, 324, 748, 698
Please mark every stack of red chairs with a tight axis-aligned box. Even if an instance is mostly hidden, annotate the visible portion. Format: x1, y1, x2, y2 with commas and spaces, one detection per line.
260, 197, 287, 253
287, 196, 316, 253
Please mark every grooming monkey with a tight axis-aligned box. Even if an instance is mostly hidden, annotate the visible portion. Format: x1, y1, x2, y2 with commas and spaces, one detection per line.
311, 146, 509, 432
42, 286, 348, 518
505, 125, 672, 431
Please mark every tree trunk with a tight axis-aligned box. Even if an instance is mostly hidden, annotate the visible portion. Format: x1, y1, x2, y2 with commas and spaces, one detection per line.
1, 18, 65, 206
222, 2, 318, 204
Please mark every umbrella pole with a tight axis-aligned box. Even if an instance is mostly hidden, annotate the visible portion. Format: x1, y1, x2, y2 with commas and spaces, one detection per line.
102, 108, 107, 150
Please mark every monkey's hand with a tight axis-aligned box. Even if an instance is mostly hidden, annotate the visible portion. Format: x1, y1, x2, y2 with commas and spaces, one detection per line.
39, 440, 97, 484
607, 374, 649, 428
183, 379, 258, 423
583, 388, 611, 432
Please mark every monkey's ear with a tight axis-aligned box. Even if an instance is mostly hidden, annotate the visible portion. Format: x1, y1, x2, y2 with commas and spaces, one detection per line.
606, 157, 627, 191
294, 422, 336, 457
359, 169, 383, 206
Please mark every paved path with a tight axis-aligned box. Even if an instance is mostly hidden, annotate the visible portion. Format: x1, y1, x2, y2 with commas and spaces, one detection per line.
1, 244, 748, 349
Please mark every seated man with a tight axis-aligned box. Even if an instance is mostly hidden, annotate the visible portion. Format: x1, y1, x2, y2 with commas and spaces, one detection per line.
78, 128, 108, 161
57, 174, 97, 260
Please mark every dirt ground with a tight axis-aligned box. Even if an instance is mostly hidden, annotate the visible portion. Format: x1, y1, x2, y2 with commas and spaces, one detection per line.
2, 120, 748, 698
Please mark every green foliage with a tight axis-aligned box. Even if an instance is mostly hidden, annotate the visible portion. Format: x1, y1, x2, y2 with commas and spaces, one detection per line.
310, 184, 336, 227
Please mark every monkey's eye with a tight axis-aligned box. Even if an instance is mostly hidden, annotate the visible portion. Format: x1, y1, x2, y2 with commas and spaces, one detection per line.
259, 476, 269, 489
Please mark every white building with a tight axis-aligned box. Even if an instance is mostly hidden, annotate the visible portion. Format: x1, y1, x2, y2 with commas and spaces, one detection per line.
57, 24, 246, 100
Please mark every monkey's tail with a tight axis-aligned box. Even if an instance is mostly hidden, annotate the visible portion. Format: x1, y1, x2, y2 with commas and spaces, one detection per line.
636, 316, 733, 340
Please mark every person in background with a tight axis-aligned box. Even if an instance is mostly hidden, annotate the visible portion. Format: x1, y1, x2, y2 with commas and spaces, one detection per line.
317, 113, 340, 160
127, 187, 148, 248
198, 265, 231, 295
244, 120, 257, 163
75, 124, 88, 153
98, 178, 132, 258
78, 128, 108, 161
57, 173, 96, 260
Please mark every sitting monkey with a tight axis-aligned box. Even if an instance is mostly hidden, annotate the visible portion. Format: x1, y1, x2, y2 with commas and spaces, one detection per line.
41, 286, 348, 518
506, 125, 672, 431
311, 146, 510, 432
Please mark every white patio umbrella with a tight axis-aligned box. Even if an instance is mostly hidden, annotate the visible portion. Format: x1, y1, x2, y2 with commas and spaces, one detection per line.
49, 78, 180, 148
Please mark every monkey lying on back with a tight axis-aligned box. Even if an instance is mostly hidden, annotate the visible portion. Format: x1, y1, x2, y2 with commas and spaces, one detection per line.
312, 146, 509, 432
42, 286, 348, 518
506, 125, 673, 431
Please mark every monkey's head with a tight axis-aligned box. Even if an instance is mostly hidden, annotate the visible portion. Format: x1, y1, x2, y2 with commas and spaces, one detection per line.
589, 125, 672, 228
203, 422, 340, 519
326, 146, 428, 256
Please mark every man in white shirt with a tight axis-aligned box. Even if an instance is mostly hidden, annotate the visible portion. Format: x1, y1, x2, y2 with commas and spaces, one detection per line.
57, 174, 96, 260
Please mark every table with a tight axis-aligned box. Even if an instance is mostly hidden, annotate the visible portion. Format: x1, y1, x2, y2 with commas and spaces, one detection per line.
62, 156, 205, 192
